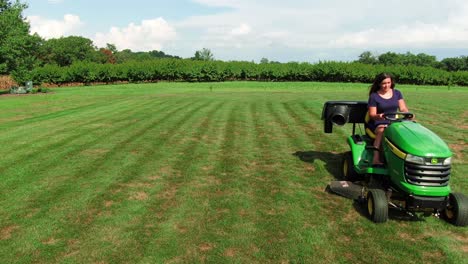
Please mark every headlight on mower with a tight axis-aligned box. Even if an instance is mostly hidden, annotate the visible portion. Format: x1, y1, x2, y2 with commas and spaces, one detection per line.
442, 157, 451, 165
405, 154, 425, 164
405, 155, 452, 165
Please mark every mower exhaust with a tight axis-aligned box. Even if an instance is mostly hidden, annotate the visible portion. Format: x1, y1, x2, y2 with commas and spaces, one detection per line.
328, 181, 365, 200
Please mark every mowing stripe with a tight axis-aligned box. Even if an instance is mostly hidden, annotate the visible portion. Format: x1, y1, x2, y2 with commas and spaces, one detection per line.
0, 97, 136, 142
0, 98, 168, 165
1, 98, 211, 261
48, 99, 221, 262
0, 98, 184, 194
0, 99, 197, 217
117, 100, 230, 262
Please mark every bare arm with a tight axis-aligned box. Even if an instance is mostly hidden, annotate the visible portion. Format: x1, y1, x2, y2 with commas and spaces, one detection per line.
369, 106, 384, 121
398, 99, 415, 119
398, 99, 409, 112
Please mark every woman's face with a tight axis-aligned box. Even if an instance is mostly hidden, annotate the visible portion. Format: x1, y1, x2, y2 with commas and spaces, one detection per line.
380, 78, 392, 91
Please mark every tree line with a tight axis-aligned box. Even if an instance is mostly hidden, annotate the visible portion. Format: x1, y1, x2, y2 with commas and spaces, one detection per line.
357, 51, 468, 72
29, 60, 468, 86
2, 0, 468, 86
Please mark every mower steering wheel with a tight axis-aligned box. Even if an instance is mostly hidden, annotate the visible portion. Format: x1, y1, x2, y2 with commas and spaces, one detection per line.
384, 112, 414, 121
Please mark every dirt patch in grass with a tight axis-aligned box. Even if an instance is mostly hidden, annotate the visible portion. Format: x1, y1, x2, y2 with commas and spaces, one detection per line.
342, 208, 360, 222
158, 166, 175, 176
174, 224, 188, 234
224, 247, 237, 257
422, 250, 444, 259
104, 200, 114, 207
129, 191, 149, 201
461, 110, 468, 119
449, 142, 466, 161
81, 148, 110, 156
25, 208, 41, 218
198, 243, 214, 252
201, 165, 214, 171
63, 239, 80, 258
461, 244, 468, 253
155, 184, 180, 217
398, 232, 418, 242
147, 175, 163, 181
0, 225, 19, 240
157, 185, 178, 200
42, 237, 59, 245
452, 233, 468, 253
303, 164, 316, 172
120, 182, 153, 188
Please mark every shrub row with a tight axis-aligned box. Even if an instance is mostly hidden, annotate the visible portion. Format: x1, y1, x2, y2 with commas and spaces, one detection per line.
28, 60, 468, 86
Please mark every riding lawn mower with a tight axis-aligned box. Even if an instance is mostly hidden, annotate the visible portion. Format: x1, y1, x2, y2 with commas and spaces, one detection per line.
322, 101, 468, 226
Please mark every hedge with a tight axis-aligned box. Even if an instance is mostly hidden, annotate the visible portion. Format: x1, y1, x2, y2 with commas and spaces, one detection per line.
29, 59, 468, 86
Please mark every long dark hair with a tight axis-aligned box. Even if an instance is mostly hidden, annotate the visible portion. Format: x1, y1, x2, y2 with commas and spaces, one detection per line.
369, 73, 395, 96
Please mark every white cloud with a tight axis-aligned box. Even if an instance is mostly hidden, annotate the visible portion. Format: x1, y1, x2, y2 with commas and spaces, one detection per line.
175, 0, 468, 60
26, 0, 468, 61
93, 18, 177, 51
27, 14, 83, 39
231, 23, 251, 36
330, 2, 468, 49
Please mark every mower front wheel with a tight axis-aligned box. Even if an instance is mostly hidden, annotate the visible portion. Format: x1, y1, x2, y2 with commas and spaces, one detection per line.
342, 152, 358, 181
444, 193, 468, 227
366, 189, 388, 223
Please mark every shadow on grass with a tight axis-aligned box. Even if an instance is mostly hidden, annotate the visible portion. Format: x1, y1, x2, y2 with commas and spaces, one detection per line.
292, 150, 342, 180
293, 150, 426, 223
352, 200, 425, 223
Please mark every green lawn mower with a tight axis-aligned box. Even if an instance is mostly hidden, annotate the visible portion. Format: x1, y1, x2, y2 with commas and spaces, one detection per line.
322, 101, 468, 226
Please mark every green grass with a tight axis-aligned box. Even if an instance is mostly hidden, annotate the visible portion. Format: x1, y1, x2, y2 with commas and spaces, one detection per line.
0, 82, 467, 263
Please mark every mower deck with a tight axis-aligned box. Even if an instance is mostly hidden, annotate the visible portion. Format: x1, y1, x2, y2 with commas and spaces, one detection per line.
328, 181, 365, 200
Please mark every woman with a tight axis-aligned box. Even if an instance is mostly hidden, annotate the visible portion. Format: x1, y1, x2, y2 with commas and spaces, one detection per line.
368, 73, 410, 165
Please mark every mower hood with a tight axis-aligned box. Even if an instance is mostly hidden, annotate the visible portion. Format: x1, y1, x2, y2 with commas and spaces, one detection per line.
385, 121, 452, 158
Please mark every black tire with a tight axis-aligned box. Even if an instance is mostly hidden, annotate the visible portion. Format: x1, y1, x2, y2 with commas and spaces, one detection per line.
342, 151, 358, 181
444, 193, 468, 227
367, 189, 388, 223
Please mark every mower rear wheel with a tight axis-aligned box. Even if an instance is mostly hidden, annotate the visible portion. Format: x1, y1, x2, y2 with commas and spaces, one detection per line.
444, 193, 468, 227
367, 189, 388, 223
342, 152, 358, 181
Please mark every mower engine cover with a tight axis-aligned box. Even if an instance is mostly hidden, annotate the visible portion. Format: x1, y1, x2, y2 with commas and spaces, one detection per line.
385, 121, 452, 158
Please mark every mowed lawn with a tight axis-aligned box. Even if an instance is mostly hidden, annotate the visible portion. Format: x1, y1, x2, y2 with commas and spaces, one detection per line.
0, 82, 467, 263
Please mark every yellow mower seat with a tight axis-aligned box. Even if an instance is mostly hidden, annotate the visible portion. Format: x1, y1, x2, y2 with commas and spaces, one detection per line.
364, 112, 376, 139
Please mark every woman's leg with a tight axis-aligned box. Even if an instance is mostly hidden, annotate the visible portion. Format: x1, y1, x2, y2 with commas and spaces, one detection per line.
373, 125, 386, 164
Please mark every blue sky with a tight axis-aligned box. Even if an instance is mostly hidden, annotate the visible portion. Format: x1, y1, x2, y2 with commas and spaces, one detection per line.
23, 0, 468, 62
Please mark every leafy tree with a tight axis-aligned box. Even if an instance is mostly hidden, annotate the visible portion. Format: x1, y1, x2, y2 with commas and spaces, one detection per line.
357, 51, 378, 64
192, 48, 214, 61
114, 49, 134, 63
98, 48, 116, 64
363, 51, 438, 67
106, 43, 118, 54
439, 56, 468, 71
111, 48, 180, 63
0, 0, 42, 81
414, 53, 437, 67
148, 50, 180, 59
377, 52, 400, 65
38, 36, 99, 66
